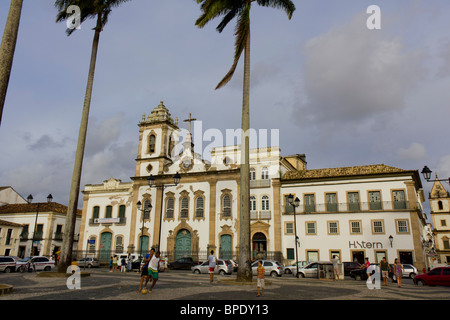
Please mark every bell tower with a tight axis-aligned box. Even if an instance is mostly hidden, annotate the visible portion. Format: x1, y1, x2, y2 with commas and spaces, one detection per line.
135, 101, 179, 177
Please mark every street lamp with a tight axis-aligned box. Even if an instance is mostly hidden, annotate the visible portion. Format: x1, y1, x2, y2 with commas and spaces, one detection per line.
389, 235, 394, 248
27, 194, 53, 256
147, 172, 181, 252
136, 200, 152, 260
288, 194, 301, 278
421, 166, 450, 184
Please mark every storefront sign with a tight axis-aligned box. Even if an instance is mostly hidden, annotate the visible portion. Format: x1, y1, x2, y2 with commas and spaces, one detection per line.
349, 241, 383, 249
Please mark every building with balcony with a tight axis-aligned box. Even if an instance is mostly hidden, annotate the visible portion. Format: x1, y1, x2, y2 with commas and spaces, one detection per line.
0, 202, 82, 258
77, 101, 428, 271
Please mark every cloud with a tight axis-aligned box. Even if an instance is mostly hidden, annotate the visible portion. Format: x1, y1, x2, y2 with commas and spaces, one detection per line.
294, 12, 424, 130
397, 142, 427, 162
85, 113, 124, 157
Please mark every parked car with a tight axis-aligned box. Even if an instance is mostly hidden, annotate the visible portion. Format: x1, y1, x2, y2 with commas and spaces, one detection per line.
414, 267, 450, 287
228, 259, 238, 272
168, 257, 200, 270
0, 256, 16, 273
401, 264, 418, 279
349, 264, 394, 281
251, 260, 283, 277
16, 256, 55, 272
77, 257, 100, 268
284, 261, 309, 275
294, 261, 325, 278
343, 261, 361, 276
192, 259, 233, 275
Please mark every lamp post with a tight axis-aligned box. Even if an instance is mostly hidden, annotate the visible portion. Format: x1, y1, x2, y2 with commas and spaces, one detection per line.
147, 172, 181, 252
421, 166, 450, 184
288, 194, 301, 278
136, 200, 152, 261
27, 194, 53, 256
389, 235, 394, 248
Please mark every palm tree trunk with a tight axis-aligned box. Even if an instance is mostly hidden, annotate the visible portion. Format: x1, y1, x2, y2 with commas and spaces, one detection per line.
0, 0, 23, 126
237, 24, 252, 282
58, 20, 101, 273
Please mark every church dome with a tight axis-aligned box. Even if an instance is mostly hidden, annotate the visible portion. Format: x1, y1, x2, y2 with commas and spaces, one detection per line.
141, 101, 178, 126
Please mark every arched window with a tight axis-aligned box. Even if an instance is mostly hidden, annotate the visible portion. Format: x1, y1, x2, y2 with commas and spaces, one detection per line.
249, 168, 256, 180
223, 195, 231, 217
250, 196, 256, 211
262, 195, 270, 211
438, 201, 443, 210
261, 167, 269, 180
143, 199, 151, 219
149, 134, 156, 153
181, 197, 189, 218
195, 196, 204, 218
166, 198, 174, 219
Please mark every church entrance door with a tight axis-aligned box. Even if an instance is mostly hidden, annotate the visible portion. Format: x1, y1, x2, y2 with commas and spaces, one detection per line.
175, 229, 191, 260
99, 232, 112, 263
220, 234, 232, 260
252, 232, 267, 260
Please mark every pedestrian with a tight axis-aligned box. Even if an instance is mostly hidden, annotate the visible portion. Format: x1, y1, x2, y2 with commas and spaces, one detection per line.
208, 250, 218, 283
331, 255, 340, 281
363, 257, 371, 281
109, 256, 113, 272
256, 260, 265, 297
380, 257, 391, 286
164, 255, 169, 272
127, 254, 132, 272
394, 258, 404, 287
147, 251, 161, 292
112, 255, 118, 272
138, 253, 151, 293
121, 257, 127, 272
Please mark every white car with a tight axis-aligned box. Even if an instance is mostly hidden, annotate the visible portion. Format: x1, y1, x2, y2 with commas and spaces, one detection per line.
16, 256, 55, 272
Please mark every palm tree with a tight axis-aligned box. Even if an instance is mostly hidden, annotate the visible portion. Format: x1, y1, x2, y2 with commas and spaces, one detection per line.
194, 0, 295, 282
0, 0, 23, 126
54, 0, 131, 273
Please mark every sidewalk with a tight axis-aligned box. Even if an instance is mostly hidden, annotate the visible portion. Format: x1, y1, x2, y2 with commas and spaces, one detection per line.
1, 268, 449, 301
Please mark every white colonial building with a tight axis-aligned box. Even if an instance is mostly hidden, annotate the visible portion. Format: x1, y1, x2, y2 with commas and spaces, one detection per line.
78, 101, 428, 271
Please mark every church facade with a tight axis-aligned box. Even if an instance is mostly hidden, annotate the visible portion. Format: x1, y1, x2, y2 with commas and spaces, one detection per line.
78, 101, 429, 271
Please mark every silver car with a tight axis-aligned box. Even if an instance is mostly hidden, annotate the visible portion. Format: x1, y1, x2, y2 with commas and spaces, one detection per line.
284, 261, 310, 275
251, 260, 284, 277
192, 259, 233, 275
77, 257, 100, 268
295, 261, 331, 278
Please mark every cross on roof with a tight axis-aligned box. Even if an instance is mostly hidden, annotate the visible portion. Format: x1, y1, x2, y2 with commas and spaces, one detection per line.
183, 113, 197, 133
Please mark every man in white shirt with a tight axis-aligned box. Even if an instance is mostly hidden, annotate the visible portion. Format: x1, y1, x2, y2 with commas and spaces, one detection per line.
147, 251, 161, 292
208, 250, 218, 283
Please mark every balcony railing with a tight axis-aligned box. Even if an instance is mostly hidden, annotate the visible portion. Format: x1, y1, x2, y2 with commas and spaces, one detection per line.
250, 210, 271, 220
283, 200, 419, 214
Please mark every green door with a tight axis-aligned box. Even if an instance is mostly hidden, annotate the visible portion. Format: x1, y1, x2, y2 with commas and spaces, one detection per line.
139, 235, 149, 256
100, 232, 112, 263
220, 235, 232, 259
175, 230, 191, 260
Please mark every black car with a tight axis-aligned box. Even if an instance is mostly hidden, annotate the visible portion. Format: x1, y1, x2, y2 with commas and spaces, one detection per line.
168, 257, 200, 270
343, 262, 361, 276
349, 264, 394, 281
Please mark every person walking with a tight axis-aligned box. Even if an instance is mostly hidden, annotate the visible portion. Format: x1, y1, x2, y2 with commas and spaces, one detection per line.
112, 255, 118, 272
380, 257, 391, 286
256, 261, 265, 297
394, 258, 404, 288
164, 255, 169, 273
208, 250, 218, 283
147, 251, 161, 293
127, 254, 132, 272
331, 255, 340, 281
363, 257, 371, 281
120, 257, 127, 272
109, 256, 113, 272
138, 253, 151, 293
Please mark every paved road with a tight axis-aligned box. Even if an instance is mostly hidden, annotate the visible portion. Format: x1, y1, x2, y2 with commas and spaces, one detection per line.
1, 268, 449, 301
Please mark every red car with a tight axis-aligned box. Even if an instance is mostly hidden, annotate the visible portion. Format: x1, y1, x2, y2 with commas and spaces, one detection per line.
414, 267, 450, 287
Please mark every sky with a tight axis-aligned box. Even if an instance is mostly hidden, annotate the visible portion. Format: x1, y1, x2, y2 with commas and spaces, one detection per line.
0, 0, 449, 218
